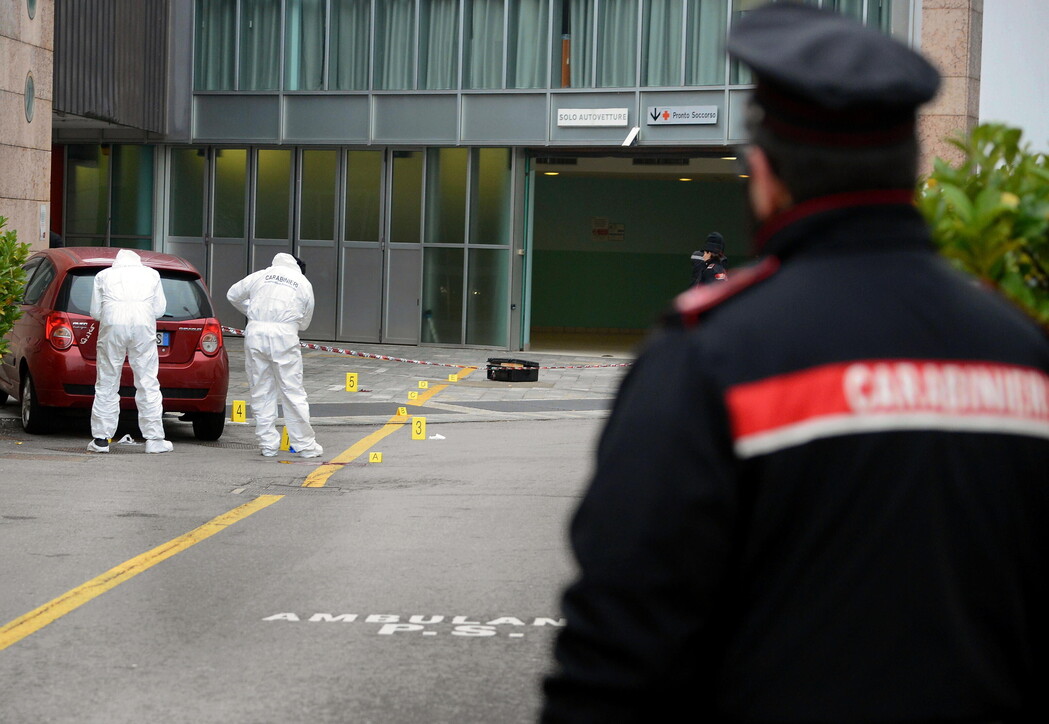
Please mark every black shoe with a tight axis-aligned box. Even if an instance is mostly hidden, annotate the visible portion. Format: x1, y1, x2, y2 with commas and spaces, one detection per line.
87, 438, 110, 453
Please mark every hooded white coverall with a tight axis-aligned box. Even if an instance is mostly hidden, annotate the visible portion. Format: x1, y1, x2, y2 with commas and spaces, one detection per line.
90, 249, 167, 441
226, 253, 319, 454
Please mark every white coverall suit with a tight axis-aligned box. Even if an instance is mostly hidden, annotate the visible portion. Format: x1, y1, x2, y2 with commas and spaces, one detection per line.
226, 253, 321, 457
89, 249, 170, 449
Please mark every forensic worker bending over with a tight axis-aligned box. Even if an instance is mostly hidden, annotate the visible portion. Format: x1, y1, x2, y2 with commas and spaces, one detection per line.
542, 3, 1049, 722
227, 253, 323, 459
88, 249, 172, 454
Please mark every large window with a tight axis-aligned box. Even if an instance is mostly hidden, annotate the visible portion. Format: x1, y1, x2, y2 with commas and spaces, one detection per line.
597, 0, 639, 88
374, 0, 415, 90
240, 0, 281, 89
420, 0, 461, 89
300, 150, 337, 240
169, 149, 206, 237
344, 150, 382, 241
422, 147, 513, 346
465, 0, 504, 89
255, 149, 292, 239
389, 151, 423, 243
65, 145, 154, 250
508, 0, 550, 88
195, 0, 235, 90
685, 0, 726, 85
213, 149, 247, 238
331, 0, 371, 90
286, 0, 326, 90
195, 0, 897, 93
426, 148, 468, 245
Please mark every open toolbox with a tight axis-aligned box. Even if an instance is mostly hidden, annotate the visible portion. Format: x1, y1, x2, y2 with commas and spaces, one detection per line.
486, 358, 540, 382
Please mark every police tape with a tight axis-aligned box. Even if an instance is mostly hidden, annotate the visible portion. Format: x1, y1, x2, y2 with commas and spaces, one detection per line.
219, 326, 633, 371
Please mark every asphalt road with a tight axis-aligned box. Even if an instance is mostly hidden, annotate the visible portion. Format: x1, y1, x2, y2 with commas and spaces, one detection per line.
0, 413, 602, 723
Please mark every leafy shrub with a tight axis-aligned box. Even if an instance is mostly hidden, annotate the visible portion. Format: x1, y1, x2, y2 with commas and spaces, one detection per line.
0, 216, 31, 359
917, 123, 1049, 327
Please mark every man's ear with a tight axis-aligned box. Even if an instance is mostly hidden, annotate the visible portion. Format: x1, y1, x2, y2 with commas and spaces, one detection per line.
746, 147, 792, 221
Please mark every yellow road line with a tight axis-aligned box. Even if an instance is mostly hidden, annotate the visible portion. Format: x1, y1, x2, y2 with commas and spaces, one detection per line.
304, 367, 476, 487
0, 494, 284, 651
409, 384, 447, 406
0, 366, 481, 649
408, 367, 477, 407
302, 419, 406, 488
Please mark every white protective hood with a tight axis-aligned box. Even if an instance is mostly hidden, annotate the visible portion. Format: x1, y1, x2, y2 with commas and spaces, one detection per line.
112, 248, 144, 267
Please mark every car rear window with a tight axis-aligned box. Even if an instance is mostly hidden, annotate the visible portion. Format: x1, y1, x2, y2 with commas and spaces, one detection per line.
57, 269, 214, 321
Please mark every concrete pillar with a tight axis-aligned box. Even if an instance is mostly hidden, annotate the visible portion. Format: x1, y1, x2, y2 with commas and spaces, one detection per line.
918, 0, 984, 174
0, 0, 53, 251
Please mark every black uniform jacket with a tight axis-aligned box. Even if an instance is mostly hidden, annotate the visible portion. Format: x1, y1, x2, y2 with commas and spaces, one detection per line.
543, 191, 1049, 723
692, 258, 728, 285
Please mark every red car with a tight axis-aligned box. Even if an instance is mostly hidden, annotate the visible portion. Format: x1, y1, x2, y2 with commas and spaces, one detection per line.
0, 247, 229, 440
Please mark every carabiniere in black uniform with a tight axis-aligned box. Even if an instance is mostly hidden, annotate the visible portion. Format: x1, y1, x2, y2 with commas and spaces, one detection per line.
544, 189, 1049, 723
542, 4, 1049, 722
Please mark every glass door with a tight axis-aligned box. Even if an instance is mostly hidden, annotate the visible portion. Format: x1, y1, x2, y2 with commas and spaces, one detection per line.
297, 149, 340, 340
165, 146, 250, 327
383, 149, 424, 344
338, 148, 422, 345
339, 149, 386, 342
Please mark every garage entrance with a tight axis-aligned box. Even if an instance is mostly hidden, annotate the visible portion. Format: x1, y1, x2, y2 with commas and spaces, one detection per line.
526, 151, 749, 353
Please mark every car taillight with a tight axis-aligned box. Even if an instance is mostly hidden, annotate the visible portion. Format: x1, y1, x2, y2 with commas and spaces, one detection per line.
198, 318, 223, 356
46, 312, 75, 350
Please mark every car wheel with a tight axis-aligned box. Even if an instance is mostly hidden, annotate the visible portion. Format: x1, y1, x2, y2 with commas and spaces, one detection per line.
192, 412, 225, 441
21, 372, 52, 434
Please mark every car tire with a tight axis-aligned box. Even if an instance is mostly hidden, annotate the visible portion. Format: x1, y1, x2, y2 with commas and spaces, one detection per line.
192, 412, 225, 441
21, 372, 52, 434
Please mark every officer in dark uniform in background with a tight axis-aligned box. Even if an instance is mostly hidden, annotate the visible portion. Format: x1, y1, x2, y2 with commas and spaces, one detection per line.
690, 231, 728, 285
542, 4, 1049, 722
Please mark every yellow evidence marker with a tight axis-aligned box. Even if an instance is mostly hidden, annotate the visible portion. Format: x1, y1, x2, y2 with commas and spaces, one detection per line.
280, 426, 290, 451
231, 400, 247, 422
369, 452, 383, 463
411, 417, 427, 440
418, 380, 429, 389
346, 372, 358, 392
397, 407, 408, 416
448, 373, 458, 382
408, 391, 418, 400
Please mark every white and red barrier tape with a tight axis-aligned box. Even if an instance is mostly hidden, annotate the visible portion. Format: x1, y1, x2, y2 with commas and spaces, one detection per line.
220, 326, 633, 370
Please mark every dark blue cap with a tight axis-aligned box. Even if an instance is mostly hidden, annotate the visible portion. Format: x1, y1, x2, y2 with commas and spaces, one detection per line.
727, 2, 940, 146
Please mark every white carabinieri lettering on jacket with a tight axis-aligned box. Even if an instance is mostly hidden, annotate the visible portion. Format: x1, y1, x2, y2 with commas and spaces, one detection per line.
264, 274, 299, 289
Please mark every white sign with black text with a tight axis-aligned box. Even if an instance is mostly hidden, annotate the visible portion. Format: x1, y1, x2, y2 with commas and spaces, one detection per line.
557, 108, 630, 127
647, 105, 718, 125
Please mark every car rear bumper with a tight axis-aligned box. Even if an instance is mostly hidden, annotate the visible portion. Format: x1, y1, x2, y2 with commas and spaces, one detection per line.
32, 348, 229, 414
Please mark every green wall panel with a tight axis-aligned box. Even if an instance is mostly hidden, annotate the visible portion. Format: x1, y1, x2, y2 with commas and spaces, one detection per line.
531, 175, 749, 330
532, 251, 695, 328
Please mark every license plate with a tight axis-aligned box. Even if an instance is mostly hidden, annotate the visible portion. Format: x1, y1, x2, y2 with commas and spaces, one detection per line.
156, 331, 171, 346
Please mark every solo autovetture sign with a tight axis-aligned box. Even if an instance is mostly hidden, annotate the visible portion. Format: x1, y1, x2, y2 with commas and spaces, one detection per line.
557, 108, 629, 127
